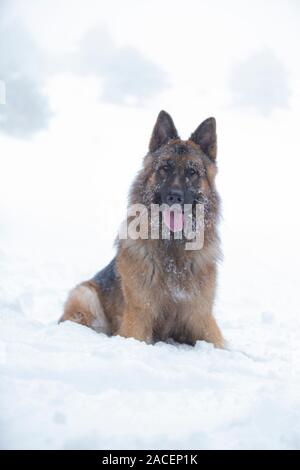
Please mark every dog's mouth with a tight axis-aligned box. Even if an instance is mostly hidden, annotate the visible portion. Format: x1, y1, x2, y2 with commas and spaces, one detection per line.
162, 207, 184, 233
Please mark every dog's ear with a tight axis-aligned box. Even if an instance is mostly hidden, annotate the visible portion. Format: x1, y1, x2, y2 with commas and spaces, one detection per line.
149, 110, 179, 152
190, 117, 217, 161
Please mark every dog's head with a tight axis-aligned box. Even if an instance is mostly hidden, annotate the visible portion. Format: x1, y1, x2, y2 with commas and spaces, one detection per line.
130, 110, 220, 235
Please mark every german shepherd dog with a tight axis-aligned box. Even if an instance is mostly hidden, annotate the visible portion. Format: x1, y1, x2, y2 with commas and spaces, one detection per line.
59, 111, 224, 348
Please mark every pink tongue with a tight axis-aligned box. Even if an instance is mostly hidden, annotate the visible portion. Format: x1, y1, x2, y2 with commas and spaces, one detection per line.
163, 208, 184, 232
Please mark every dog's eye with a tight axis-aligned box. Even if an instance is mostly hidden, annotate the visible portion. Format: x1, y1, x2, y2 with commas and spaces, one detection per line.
187, 168, 198, 177
160, 164, 170, 173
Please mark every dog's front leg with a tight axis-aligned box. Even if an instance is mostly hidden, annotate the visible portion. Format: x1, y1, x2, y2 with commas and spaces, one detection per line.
117, 305, 153, 344
187, 312, 224, 349
116, 245, 156, 343
200, 314, 224, 349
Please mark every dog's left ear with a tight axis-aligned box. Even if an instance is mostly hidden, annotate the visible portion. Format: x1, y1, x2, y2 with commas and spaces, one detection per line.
190, 117, 217, 161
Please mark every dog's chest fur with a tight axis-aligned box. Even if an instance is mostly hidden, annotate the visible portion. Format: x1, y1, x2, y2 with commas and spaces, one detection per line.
123, 238, 215, 304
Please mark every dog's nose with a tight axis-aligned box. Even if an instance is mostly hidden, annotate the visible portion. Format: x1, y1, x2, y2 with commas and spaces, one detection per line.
166, 190, 184, 206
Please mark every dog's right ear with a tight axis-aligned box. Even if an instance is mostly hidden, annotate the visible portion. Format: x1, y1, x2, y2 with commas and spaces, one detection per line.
149, 110, 179, 152
190, 117, 217, 161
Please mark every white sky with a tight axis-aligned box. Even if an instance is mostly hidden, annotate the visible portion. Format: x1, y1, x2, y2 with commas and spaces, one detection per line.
0, 0, 300, 252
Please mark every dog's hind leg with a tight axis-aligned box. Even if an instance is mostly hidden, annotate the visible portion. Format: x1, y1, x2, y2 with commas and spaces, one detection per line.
59, 281, 111, 335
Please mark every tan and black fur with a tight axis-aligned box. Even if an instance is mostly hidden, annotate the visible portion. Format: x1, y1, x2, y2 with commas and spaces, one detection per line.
59, 111, 224, 348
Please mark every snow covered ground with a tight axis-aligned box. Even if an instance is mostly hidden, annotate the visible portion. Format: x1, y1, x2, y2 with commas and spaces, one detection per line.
1, 307, 300, 450
1, 146, 300, 449
1, 0, 300, 451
